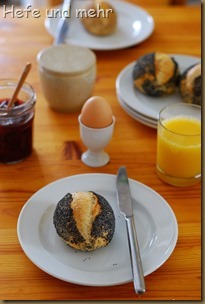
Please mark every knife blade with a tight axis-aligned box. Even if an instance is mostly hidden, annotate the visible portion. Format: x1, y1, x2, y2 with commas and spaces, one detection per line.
116, 166, 145, 294
54, 0, 72, 45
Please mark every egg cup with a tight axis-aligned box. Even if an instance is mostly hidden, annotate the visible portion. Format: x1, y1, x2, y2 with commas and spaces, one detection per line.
78, 115, 115, 167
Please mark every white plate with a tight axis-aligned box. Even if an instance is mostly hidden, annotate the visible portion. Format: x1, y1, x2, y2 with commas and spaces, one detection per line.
17, 174, 178, 286
45, 0, 154, 50
117, 92, 157, 128
116, 54, 200, 120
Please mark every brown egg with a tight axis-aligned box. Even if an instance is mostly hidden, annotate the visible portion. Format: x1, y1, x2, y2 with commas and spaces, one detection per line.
80, 96, 113, 128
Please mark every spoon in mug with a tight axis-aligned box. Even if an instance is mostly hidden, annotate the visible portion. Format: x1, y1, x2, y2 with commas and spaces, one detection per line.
7, 62, 32, 109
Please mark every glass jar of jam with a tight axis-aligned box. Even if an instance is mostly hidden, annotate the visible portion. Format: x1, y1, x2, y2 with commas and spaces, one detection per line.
0, 80, 36, 164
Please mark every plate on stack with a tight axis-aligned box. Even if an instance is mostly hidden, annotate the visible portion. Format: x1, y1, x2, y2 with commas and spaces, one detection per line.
116, 54, 200, 128
45, 0, 154, 50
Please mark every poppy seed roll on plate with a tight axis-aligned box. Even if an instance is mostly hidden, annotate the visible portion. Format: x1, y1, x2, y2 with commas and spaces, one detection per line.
133, 52, 180, 97
179, 62, 201, 106
53, 191, 115, 251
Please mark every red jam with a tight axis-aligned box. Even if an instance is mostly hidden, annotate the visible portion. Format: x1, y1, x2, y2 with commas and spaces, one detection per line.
0, 98, 34, 163
0, 98, 24, 109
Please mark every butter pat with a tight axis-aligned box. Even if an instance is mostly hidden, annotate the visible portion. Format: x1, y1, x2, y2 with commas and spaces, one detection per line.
37, 44, 96, 113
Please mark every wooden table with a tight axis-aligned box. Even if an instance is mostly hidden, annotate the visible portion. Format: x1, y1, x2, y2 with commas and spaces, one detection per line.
0, 2, 201, 301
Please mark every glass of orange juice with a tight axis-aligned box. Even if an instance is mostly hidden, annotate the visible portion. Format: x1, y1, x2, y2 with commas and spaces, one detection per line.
156, 103, 201, 187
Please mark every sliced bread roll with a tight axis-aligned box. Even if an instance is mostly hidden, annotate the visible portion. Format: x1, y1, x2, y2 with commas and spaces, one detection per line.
179, 63, 201, 106
53, 191, 115, 251
133, 52, 180, 97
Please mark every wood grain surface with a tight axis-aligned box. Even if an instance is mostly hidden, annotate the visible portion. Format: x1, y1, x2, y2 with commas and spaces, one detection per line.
0, 2, 201, 301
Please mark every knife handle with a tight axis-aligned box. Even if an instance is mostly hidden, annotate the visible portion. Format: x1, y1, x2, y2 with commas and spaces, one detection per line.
54, 18, 69, 45
125, 216, 146, 294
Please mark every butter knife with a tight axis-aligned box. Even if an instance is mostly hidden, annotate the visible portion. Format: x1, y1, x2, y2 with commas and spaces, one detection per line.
54, 0, 72, 45
116, 166, 145, 294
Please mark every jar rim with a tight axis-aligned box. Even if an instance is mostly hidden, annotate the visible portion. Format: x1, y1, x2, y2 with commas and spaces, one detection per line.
37, 44, 96, 77
38, 63, 96, 77
0, 79, 36, 116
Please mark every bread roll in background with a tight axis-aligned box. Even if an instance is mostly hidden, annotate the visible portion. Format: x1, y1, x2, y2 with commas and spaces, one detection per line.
53, 191, 115, 251
133, 52, 180, 97
179, 63, 201, 106
80, 1, 117, 36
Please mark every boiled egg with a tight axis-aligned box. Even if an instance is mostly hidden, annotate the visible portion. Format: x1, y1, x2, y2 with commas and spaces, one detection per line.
80, 96, 113, 128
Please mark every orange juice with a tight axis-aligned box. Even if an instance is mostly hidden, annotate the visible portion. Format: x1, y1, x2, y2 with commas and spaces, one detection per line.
157, 115, 201, 182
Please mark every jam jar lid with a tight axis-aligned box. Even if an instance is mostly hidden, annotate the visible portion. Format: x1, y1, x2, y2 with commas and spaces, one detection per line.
37, 44, 96, 77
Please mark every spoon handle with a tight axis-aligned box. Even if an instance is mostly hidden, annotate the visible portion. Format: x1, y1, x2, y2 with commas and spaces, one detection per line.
8, 62, 32, 109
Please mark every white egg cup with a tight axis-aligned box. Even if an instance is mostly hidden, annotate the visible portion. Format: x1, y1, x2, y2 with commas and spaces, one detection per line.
78, 115, 115, 167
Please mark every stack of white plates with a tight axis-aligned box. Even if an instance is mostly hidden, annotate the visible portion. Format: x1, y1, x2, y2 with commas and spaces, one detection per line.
116, 54, 200, 129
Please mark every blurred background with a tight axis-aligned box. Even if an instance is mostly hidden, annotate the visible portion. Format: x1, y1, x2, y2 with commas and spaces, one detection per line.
0, 0, 201, 6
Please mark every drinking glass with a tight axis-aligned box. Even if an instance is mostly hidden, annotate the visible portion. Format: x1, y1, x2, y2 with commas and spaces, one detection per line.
156, 103, 201, 187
